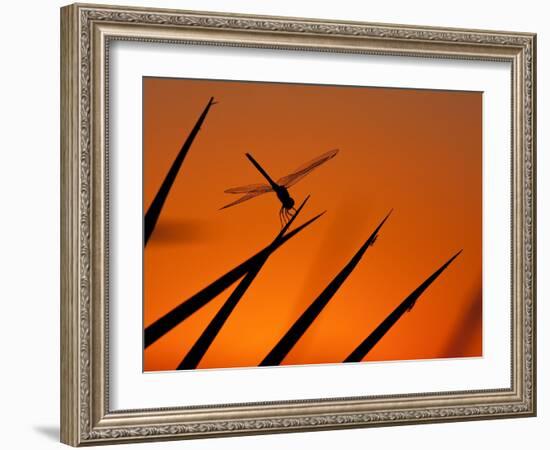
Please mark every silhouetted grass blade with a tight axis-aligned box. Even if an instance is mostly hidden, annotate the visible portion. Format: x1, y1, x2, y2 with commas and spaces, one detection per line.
177, 257, 266, 370
344, 250, 462, 363
176, 196, 312, 370
144, 97, 216, 246
144, 207, 325, 349
260, 210, 393, 367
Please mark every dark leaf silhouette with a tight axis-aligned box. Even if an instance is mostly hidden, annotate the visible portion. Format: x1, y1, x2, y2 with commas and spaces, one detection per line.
177, 197, 312, 370
144, 97, 216, 246
144, 200, 325, 349
344, 250, 462, 363
260, 210, 393, 367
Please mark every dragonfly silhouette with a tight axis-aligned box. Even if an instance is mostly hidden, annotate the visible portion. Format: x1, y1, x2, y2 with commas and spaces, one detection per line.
221, 149, 339, 225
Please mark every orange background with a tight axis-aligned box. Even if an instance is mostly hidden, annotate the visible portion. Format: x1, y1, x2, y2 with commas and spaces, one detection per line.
143, 77, 482, 372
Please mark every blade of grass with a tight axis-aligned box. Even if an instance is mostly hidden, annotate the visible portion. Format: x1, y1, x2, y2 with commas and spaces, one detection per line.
344, 250, 462, 363
144, 203, 324, 349
260, 210, 392, 367
144, 97, 216, 246
177, 197, 312, 370
176, 254, 266, 370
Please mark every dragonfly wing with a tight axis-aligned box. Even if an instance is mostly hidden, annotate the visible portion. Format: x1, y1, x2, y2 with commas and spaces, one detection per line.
220, 191, 269, 210
224, 183, 272, 194
277, 148, 339, 188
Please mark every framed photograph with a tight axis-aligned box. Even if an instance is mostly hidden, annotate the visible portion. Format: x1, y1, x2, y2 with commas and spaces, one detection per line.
60, 3, 536, 446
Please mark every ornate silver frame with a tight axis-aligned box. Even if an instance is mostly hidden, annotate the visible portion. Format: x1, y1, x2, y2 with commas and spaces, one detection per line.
60, 3, 536, 446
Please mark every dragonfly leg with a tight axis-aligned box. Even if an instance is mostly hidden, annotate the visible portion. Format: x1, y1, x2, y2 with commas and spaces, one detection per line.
284, 208, 291, 223
283, 208, 290, 225
278, 207, 284, 228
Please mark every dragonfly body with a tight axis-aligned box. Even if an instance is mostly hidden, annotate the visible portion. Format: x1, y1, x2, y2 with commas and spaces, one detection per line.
275, 186, 295, 211
222, 148, 339, 225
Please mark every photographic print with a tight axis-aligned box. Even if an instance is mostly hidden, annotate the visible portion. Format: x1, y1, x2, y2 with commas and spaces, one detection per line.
143, 77, 482, 372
